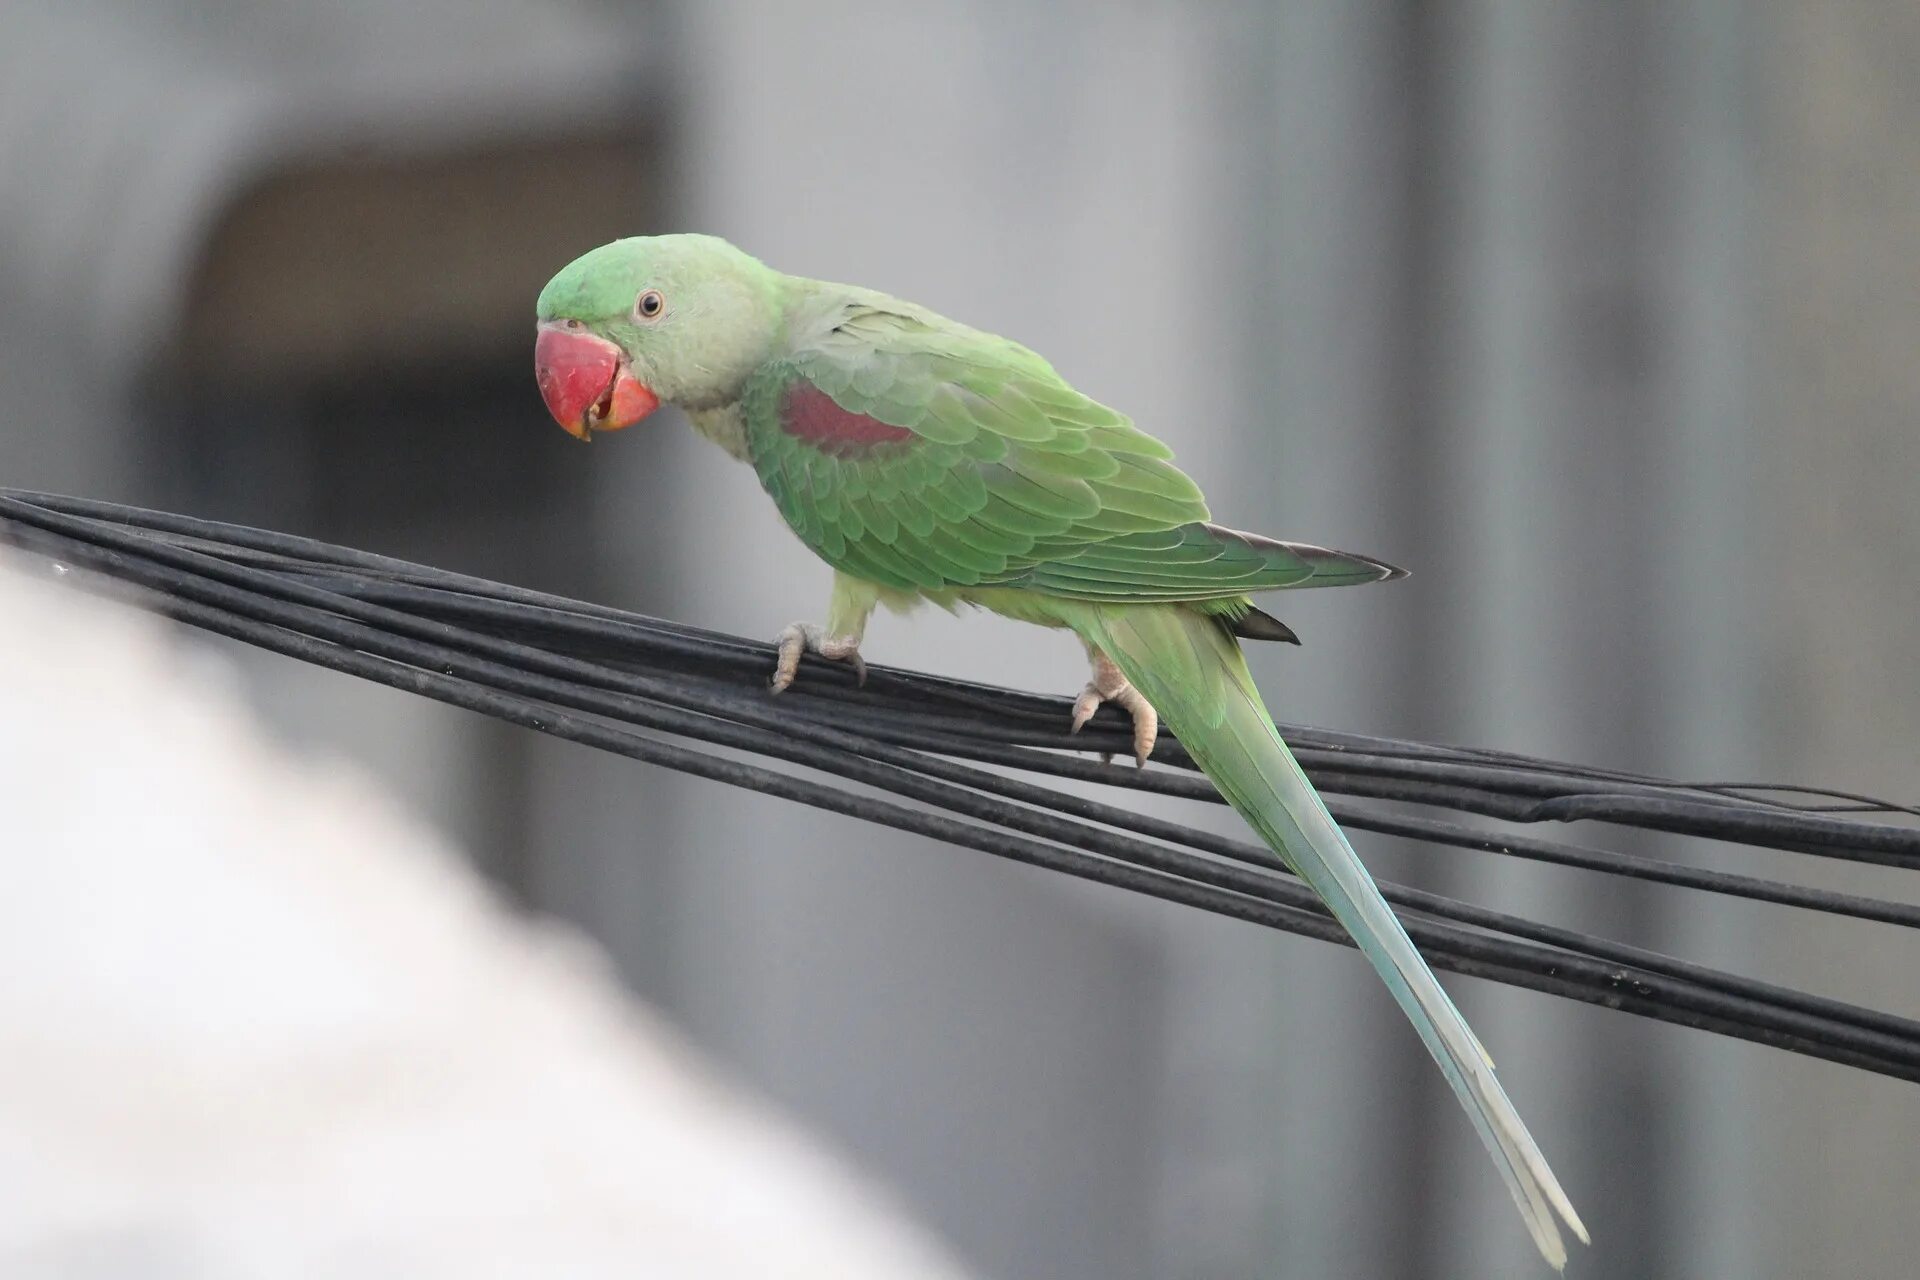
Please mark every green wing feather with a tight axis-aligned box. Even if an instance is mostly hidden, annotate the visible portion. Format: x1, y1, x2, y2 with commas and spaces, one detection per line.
739, 292, 1402, 602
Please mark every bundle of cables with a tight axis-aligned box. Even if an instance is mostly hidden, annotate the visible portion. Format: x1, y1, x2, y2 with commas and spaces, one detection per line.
3, 488, 1917, 1080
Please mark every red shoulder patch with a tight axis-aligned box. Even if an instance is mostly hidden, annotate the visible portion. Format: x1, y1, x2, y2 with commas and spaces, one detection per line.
781, 381, 915, 454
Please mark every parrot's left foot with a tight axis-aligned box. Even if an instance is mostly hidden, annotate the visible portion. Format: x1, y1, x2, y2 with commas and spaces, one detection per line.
1069, 650, 1158, 766
770, 622, 867, 693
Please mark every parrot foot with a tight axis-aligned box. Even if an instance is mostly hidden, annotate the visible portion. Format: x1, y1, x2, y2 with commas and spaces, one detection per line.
770, 622, 867, 693
1068, 651, 1158, 766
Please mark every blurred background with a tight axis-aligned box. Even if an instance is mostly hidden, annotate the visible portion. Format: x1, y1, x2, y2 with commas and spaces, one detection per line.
3, 1, 1917, 1276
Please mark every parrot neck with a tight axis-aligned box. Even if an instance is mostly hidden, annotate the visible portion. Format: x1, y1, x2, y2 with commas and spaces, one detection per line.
686, 402, 752, 462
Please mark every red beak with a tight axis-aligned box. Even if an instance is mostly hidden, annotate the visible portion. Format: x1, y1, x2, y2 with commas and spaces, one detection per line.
534, 323, 660, 440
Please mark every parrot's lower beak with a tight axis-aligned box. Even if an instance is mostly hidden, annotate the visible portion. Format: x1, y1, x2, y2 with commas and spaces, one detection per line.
534, 323, 660, 440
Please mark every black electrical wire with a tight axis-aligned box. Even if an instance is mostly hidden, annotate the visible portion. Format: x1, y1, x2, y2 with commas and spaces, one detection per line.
3, 489, 1918, 1083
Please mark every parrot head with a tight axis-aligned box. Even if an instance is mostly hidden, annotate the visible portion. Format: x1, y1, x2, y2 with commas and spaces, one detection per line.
533, 234, 780, 440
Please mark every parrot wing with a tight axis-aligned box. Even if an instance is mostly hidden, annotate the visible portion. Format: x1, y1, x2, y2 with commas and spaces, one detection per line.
738, 294, 1401, 598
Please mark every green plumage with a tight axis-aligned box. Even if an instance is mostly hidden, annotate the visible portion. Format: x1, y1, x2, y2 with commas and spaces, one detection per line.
537, 235, 1587, 1269
738, 294, 1398, 615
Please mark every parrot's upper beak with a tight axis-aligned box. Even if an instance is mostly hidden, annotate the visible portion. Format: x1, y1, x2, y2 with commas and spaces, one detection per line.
534, 322, 660, 440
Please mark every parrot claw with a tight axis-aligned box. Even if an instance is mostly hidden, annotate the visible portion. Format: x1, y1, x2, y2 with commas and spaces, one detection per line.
771, 622, 867, 693
1067, 651, 1158, 766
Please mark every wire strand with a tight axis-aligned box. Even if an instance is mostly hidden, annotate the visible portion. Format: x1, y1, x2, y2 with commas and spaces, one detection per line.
4, 489, 1918, 1082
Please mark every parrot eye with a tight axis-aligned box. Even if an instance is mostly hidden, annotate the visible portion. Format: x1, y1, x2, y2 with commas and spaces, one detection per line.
636, 289, 666, 320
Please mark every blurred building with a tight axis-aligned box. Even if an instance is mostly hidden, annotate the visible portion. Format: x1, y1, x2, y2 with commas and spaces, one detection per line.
3, 2, 1918, 1278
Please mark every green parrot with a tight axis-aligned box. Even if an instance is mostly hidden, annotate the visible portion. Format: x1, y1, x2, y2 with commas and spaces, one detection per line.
533, 234, 1587, 1268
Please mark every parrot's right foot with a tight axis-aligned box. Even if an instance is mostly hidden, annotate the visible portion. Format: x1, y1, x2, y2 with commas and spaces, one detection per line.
770, 622, 867, 693
1069, 650, 1158, 766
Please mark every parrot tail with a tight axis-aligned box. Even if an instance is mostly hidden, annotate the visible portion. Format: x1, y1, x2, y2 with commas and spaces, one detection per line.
1077, 603, 1588, 1270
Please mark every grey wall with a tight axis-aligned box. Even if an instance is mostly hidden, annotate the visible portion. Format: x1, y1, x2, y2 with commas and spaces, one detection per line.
1763, 7, 1920, 1278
